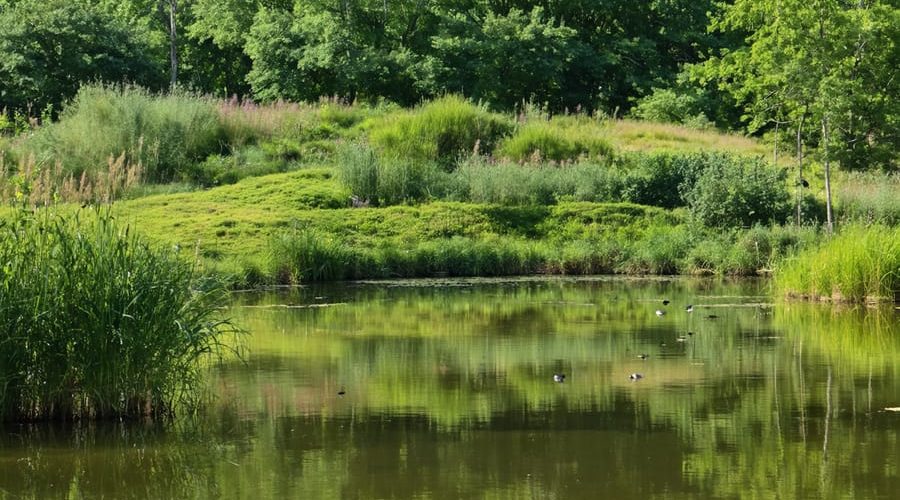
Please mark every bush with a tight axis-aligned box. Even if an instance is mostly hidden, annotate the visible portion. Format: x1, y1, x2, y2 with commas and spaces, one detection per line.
0, 209, 236, 421
630, 88, 712, 129
496, 116, 613, 162
21, 85, 224, 182
368, 95, 512, 168
685, 155, 791, 228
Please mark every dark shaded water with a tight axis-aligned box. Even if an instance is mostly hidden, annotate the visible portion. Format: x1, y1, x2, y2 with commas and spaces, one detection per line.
1, 277, 898, 499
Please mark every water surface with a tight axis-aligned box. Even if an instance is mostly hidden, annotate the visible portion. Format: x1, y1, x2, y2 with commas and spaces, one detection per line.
1, 277, 898, 499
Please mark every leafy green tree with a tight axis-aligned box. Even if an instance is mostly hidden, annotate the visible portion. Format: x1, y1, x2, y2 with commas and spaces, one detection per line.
694, 0, 898, 229
428, 7, 576, 110
0, 0, 160, 115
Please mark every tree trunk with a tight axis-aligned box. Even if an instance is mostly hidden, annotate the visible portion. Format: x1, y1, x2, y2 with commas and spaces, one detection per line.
795, 111, 806, 225
822, 116, 834, 233
169, 0, 178, 89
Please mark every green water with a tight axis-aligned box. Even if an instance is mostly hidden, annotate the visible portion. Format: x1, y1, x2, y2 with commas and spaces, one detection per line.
1, 277, 898, 499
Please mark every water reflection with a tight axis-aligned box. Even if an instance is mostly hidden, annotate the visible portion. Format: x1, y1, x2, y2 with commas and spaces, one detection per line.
1, 278, 898, 499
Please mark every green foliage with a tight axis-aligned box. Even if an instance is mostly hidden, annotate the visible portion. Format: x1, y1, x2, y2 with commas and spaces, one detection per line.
685, 155, 791, 227
367, 95, 512, 168
0, 0, 159, 115
695, 0, 898, 171
631, 87, 713, 129
20, 85, 224, 182
835, 172, 900, 226
190, 147, 289, 187
430, 7, 578, 110
496, 116, 613, 162
0, 209, 236, 421
336, 142, 449, 206
776, 225, 900, 302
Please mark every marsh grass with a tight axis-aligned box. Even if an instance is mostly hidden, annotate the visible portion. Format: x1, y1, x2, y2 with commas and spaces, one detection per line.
496, 115, 613, 162
776, 225, 900, 302
0, 209, 238, 421
1, 154, 143, 205
20, 85, 224, 183
835, 172, 900, 225
367, 95, 512, 168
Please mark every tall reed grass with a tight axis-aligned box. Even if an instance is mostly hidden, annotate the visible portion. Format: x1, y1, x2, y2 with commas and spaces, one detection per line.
20, 85, 224, 182
835, 171, 900, 226
367, 95, 512, 168
1, 154, 142, 205
0, 209, 237, 421
775, 225, 900, 302
496, 115, 613, 162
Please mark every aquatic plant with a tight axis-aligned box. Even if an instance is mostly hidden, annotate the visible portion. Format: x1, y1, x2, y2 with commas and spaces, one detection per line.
775, 225, 900, 302
0, 208, 238, 421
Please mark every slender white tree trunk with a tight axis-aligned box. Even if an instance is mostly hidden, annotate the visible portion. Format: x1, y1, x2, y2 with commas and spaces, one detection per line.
822, 116, 834, 233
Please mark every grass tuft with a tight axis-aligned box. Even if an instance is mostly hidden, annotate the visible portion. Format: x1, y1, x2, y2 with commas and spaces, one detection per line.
0, 208, 238, 421
776, 225, 900, 302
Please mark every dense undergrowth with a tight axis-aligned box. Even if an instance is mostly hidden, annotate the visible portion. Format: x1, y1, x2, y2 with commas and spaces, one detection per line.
0, 208, 237, 421
1, 86, 897, 302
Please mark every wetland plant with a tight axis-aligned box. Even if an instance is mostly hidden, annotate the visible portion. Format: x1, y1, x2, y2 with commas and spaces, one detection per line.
0, 209, 237, 421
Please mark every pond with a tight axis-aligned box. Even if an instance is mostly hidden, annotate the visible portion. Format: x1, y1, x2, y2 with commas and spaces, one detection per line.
1, 277, 898, 499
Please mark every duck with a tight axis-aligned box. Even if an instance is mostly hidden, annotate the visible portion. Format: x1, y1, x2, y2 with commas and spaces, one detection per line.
655, 309, 666, 317
553, 373, 566, 383
629, 373, 644, 381
637, 354, 649, 360
337, 387, 346, 397
662, 299, 670, 306
685, 304, 694, 313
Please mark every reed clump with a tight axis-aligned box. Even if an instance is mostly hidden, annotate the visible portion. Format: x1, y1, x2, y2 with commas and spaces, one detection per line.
496, 115, 613, 162
367, 95, 512, 168
20, 84, 224, 183
775, 225, 900, 303
0, 209, 237, 421
1, 154, 142, 205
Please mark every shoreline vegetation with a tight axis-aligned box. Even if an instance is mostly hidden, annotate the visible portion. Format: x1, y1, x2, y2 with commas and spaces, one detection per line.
0, 207, 239, 422
0, 86, 896, 303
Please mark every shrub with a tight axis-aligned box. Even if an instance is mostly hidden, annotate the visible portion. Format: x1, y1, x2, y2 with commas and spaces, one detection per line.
20, 85, 225, 182
0, 209, 236, 421
630, 88, 712, 129
368, 95, 512, 168
496, 116, 613, 162
685, 155, 791, 228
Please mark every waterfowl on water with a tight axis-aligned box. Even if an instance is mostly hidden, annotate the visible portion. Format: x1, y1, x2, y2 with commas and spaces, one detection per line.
655, 309, 666, 317
685, 304, 694, 313
637, 354, 649, 360
629, 373, 644, 381
676, 336, 687, 342
662, 299, 670, 306
337, 387, 346, 397
706, 314, 719, 320
553, 373, 566, 383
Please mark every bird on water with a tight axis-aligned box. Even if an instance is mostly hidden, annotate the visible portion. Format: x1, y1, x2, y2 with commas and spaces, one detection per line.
686, 304, 694, 313
629, 373, 644, 381
662, 299, 670, 306
655, 309, 666, 317
637, 354, 649, 360
553, 373, 566, 383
